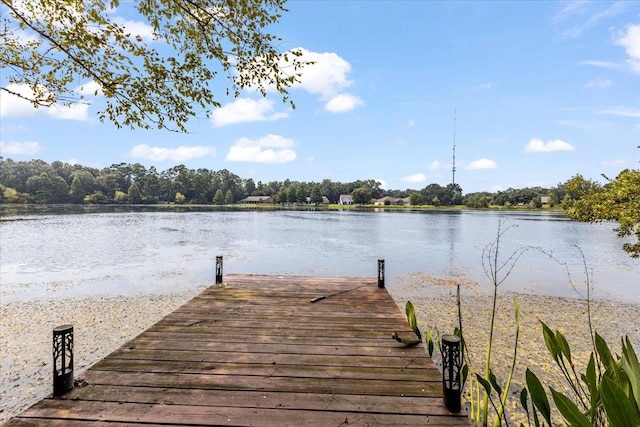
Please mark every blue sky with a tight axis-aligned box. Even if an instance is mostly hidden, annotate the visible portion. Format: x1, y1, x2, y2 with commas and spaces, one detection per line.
1, 1, 639, 193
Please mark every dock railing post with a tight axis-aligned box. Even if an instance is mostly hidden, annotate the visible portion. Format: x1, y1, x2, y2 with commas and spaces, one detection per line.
377, 259, 385, 288
53, 324, 74, 396
442, 334, 462, 412
216, 255, 223, 284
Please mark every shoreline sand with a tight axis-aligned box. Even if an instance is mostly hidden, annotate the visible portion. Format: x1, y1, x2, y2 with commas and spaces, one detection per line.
388, 273, 640, 424
0, 289, 205, 424
2, 275, 639, 425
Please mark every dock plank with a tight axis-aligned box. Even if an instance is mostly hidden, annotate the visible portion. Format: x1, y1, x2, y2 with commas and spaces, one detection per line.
3, 274, 470, 426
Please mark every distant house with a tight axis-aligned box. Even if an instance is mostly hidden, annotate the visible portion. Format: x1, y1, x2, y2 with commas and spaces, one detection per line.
322, 196, 330, 204
375, 196, 402, 205
240, 196, 273, 204
338, 194, 354, 205
400, 197, 411, 205
540, 196, 550, 205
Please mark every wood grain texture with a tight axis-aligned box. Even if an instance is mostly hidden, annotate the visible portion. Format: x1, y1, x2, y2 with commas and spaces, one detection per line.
4, 274, 470, 426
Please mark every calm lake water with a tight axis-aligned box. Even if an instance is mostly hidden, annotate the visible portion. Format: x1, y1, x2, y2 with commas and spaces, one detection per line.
1, 207, 638, 302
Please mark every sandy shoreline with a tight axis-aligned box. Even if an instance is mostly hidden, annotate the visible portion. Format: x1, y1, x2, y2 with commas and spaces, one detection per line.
0, 289, 205, 424
2, 275, 639, 425
388, 273, 640, 424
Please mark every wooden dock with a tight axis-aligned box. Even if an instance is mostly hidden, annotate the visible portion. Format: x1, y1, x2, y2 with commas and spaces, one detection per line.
4, 274, 470, 426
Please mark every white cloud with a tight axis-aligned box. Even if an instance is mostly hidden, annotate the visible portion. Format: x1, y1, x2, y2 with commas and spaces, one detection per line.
554, 1, 626, 39
112, 17, 156, 43
401, 173, 426, 184
210, 98, 289, 127
46, 103, 91, 121
130, 144, 216, 162
527, 139, 574, 154
466, 159, 498, 170
428, 160, 442, 170
306, 156, 315, 162
294, 48, 353, 97
599, 107, 640, 118
324, 94, 364, 113
288, 48, 364, 113
375, 178, 387, 190
0, 141, 40, 155
525, 138, 575, 153
408, 120, 415, 128
75, 80, 103, 97
616, 24, 640, 73
471, 82, 494, 90
0, 83, 91, 121
580, 60, 621, 69
586, 78, 612, 88
226, 134, 296, 163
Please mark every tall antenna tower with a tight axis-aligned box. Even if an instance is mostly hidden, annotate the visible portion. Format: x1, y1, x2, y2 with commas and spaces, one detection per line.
452, 110, 457, 186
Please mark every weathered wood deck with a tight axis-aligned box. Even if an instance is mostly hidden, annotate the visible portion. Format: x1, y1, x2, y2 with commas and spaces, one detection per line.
4, 274, 470, 426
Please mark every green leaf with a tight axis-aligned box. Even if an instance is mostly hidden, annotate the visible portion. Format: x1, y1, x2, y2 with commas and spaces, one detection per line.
520, 387, 529, 413
526, 368, 551, 426
476, 374, 492, 396
556, 330, 572, 364
489, 369, 502, 396
405, 301, 422, 341
601, 376, 640, 427
621, 336, 640, 412
541, 321, 560, 363
551, 388, 592, 427
595, 333, 614, 369
425, 329, 434, 357
461, 364, 469, 388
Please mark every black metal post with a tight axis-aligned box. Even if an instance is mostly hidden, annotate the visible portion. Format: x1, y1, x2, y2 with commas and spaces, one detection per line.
53, 325, 74, 396
377, 259, 385, 288
441, 334, 461, 412
216, 255, 223, 284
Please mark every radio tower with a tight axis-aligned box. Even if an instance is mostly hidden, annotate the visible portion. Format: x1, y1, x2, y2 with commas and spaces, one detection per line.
452, 110, 457, 186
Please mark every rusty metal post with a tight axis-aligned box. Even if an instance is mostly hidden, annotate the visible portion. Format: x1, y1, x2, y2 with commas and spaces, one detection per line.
442, 334, 462, 412
53, 324, 74, 396
216, 255, 223, 284
377, 259, 385, 288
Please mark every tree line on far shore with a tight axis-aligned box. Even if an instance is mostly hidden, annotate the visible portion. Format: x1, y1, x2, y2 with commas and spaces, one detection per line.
0, 157, 598, 209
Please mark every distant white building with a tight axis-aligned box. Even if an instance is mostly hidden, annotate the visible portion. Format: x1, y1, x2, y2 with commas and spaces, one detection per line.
338, 194, 354, 205
240, 196, 273, 204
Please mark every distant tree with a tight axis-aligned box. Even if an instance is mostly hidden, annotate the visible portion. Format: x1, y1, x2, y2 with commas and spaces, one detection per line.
128, 182, 142, 204
532, 195, 542, 208
213, 189, 225, 205
69, 175, 86, 203
274, 187, 288, 204
409, 192, 423, 206
431, 195, 441, 207
26, 172, 53, 203
84, 191, 109, 204
174, 192, 186, 204
310, 185, 323, 205
563, 170, 640, 258
351, 187, 371, 205
244, 178, 257, 197
1, 0, 307, 132
114, 190, 128, 204
224, 190, 234, 205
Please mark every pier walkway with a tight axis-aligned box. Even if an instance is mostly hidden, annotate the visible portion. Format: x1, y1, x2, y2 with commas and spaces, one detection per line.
4, 274, 470, 426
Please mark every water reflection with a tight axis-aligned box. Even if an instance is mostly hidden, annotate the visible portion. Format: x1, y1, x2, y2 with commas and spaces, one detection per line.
0, 208, 637, 302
